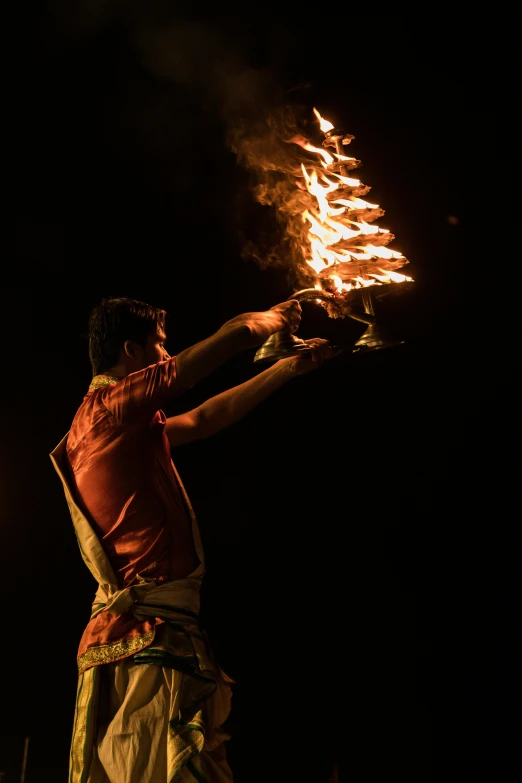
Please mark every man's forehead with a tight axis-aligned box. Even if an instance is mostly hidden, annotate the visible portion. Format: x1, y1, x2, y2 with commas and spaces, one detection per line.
154, 329, 167, 341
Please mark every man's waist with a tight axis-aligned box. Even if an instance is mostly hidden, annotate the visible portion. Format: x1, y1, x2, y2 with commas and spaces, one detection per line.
92, 574, 203, 621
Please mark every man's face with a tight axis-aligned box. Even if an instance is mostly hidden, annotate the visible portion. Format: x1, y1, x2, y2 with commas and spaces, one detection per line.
123, 328, 170, 372
141, 329, 170, 368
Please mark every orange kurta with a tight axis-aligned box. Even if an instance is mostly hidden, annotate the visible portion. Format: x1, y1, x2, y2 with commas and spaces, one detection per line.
65, 362, 200, 662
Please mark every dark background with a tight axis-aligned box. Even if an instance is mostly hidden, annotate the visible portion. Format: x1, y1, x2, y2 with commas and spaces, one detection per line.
1, 3, 515, 782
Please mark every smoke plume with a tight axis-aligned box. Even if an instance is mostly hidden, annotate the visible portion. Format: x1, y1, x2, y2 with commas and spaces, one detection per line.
130, 14, 321, 288
48, 4, 321, 288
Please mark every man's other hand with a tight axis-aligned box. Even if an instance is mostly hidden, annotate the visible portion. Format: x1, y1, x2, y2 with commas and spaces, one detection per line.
280, 338, 342, 375
222, 300, 302, 347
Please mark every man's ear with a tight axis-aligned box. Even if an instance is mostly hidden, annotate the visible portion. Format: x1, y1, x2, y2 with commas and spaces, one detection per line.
123, 339, 139, 360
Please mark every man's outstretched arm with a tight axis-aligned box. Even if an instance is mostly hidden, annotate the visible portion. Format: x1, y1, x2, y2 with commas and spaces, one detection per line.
174, 300, 302, 390
97, 300, 303, 424
165, 339, 335, 447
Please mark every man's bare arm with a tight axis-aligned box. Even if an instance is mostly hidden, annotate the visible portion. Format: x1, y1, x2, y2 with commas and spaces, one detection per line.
166, 339, 334, 447
174, 300, 302, 390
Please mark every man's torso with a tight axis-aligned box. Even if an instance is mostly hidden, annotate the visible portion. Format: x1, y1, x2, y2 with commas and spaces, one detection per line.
66, 371, 200, 586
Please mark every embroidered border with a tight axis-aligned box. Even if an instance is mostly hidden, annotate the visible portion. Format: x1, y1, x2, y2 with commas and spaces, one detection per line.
88, 375, 120, 391
69, 665, 99, 783
77, 630, 155, 674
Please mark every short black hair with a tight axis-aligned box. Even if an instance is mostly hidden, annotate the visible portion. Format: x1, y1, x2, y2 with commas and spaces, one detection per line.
88, 297, 167, 376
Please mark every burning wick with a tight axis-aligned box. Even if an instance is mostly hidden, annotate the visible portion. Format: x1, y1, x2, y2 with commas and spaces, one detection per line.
313, 107, 334, 133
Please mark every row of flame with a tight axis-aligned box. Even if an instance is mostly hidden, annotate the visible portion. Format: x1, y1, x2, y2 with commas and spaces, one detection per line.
293, 108, 412, 294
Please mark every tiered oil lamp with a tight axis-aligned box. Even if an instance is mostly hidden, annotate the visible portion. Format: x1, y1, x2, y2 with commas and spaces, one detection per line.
254, 109, 413, 363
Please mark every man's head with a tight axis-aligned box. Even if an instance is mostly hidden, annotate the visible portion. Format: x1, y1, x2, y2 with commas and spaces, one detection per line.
88, 297, 170, 377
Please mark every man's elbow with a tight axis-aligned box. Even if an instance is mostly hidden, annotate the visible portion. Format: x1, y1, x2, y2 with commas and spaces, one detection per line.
188, 406, 222, 441
194, 408, 215, 440
166, 409, 208, 447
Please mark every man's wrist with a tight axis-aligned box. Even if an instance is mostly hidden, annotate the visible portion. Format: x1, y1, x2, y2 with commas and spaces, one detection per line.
274, 356, 300, 378
217, 322, 252, 348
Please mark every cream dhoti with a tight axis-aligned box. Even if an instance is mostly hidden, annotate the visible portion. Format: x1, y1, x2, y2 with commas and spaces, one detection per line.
50, 435, 233, 783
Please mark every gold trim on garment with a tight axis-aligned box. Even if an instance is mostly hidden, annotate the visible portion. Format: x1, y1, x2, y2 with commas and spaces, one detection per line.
88, 374, 121, 391
77, 630, 155, 674
69, 665, 99, 783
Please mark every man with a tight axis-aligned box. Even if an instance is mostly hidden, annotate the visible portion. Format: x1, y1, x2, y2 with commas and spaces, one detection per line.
50, 295, 336, 783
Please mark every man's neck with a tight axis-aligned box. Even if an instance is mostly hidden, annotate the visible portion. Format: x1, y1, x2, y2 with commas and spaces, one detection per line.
100, 363, 128, 379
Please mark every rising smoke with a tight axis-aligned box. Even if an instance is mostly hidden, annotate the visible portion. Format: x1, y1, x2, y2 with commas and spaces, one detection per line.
131, 14, 321, 289
47, 3, 321, 288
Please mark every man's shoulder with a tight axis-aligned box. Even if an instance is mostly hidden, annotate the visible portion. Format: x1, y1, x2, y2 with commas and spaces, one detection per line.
68, 390, 163, 444
67, 391, 114, 451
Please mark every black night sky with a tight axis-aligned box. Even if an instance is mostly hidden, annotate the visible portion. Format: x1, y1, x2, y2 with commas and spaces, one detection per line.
1, 4, 515, 782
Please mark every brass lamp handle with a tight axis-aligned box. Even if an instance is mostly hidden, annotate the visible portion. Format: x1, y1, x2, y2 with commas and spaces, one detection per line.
288, 288, 376, 326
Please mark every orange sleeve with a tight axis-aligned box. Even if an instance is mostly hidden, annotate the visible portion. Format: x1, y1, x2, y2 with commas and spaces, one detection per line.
97, 357, 181, 424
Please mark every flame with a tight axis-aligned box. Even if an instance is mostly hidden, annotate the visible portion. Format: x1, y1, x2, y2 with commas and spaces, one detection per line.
331, 274, 353, 293
380, 269, 413, 283
363, 245, 403, 259
294, 110, 412, 292
334, 152, 356, 162
290, 135, 334, 167
354, 276, 377, 288
313, 107, 334, 133
304, 143, 334, 167
332, 197, 379, 210
328, 172, 362, 188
